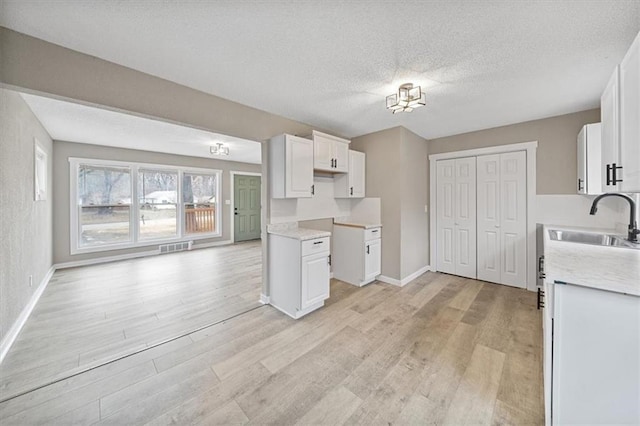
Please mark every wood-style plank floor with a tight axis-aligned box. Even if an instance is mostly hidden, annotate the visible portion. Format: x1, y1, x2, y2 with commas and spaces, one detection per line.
0, 241, 262, 401
0, 271, 544, 425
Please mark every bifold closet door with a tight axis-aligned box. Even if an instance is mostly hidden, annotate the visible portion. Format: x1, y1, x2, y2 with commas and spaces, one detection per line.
436, 157, 477, 278
477, 151, 527, 288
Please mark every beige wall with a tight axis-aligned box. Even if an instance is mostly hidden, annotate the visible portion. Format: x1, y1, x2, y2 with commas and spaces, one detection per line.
429, 109, 601, 194
400, 128, 429, 278
0, 27, 315, 142
351, 127, 403, 280
52, 141, 260, 264
0, 89, 53, 342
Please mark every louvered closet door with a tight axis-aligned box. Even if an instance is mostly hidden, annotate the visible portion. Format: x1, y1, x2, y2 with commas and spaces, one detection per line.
436, 159, 456, 274
499, 151, 527, 288
477, 151, 527, 288
454, 157, 477, 278
477, 155, 502, 284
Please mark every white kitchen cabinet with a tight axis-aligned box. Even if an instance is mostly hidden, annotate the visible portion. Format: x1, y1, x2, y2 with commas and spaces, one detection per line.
332, 224, 381, 286
312, 130, 350, 173
601, 31, 640, 193
576, 123, 602, 195
268, 233, 330, 319
542, 281, 640, 425
269, 134, 314, 198
334, 150, 366, 198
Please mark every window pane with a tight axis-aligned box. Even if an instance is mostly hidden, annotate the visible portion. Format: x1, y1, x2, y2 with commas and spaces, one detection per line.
183, 173, 217, 235
138, 169, 178, 240
78, 165, 131, 246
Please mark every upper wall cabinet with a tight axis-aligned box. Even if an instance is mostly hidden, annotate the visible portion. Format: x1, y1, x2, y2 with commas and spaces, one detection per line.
334, 150, 366, 198
601, 31, 640, 193
577, 123, 602, 195
269, 134, 314, 198
312, 130, 350, 173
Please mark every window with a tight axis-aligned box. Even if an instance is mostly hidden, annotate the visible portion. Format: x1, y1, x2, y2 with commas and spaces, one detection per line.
139, 169, 178, 240
183, 173, 217, 235
70, 158, 221, 254
78, 164, 132, 247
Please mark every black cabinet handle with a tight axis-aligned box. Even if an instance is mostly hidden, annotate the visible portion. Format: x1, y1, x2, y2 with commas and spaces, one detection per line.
311, 184, 314, 195
328, 255, 331, 266
313, 241, 323, 245
537, 288, 545, 310
538, 255, 545, 279
366, 245, 370, 254
606, 164, 612, 186
350, 187, 353, 196
577, 178, 583, 191
613, 163, 623, 184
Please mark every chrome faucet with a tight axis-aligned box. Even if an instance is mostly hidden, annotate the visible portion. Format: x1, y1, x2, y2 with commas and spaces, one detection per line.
589, 193, 640, 243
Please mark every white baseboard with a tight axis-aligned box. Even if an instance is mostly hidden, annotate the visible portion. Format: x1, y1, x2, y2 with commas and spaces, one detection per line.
54, 240, 233, 270
0, 266, 55, 364
259, 293, 270, 304
378, 265, 431, 287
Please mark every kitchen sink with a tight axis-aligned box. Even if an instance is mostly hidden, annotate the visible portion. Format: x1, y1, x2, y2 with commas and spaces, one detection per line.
548, 229, 639, 249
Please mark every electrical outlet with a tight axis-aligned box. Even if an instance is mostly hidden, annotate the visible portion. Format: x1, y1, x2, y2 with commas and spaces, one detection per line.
29, 275, 33, 287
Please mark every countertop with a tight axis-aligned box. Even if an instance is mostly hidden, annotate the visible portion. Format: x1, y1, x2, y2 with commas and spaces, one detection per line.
543, 224, 640, 296
267, 223, 331, 241
333, 220, 382, 230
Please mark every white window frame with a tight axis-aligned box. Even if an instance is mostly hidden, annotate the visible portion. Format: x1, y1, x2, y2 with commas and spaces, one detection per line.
70, 157, 222, 255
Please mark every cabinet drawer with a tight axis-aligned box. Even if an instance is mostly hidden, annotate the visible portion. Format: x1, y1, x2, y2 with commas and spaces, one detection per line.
364, 228, 381, 241
301, 237, 330, 257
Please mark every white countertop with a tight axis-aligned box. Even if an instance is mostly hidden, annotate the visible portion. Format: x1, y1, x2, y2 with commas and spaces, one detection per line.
267, 223, 331, 241
543, 224, 640, 296
333, 220, 382, 230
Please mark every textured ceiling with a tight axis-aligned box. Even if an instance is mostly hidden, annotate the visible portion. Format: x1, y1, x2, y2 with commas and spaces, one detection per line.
21, 93, 262, 164
2, 1, 639, 140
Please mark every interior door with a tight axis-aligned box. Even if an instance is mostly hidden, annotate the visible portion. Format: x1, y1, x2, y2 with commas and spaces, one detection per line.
477, 154, 502, 284
234, 174, 261, 242
499, 151, 527, 288
454, 157, 477, 279
301, 252, 330, 309
436, 159, 456, 274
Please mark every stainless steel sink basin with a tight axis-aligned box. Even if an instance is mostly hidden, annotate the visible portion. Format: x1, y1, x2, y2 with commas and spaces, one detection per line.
548, 229, 639, 249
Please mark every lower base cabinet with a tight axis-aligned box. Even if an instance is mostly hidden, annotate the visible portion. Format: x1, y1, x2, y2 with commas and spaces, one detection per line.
332, 225, 381, 286
268, 234, 330, 319
543, 280, 640, 425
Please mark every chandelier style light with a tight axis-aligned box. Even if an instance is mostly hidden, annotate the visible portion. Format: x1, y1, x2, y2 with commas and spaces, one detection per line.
210, 142, 230, 156
386, 83, 426, 114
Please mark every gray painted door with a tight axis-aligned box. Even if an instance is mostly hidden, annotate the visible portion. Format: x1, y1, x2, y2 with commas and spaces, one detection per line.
234, 174, 261, 242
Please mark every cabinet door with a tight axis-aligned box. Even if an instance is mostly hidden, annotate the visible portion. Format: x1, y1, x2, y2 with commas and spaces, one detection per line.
349, 151, 366, 197
620, 32, 640, 192
553, 284, 640, 425
313, 135, 334, 172
364, 238, 381, 282
285, 135, 313, 198
436, 159, 456, 275
577, 126, 587, 194
585, 123, 602, 195
301, 251, 330, 310
333, 141, 350, 173
454, 157, 477, 279
601, 67, 620, 192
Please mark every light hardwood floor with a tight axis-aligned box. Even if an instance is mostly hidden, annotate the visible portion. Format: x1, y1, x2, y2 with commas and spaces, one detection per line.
0, 241, 262, 401
0, 271, 544, 425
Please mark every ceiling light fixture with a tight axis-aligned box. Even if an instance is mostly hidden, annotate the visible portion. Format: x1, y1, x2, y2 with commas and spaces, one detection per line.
210, 142, 230, 156
386, 83, 426, 114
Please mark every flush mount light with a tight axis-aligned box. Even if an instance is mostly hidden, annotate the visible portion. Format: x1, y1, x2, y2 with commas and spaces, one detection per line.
210, 142, 230, 156
386, 83, 426, 114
